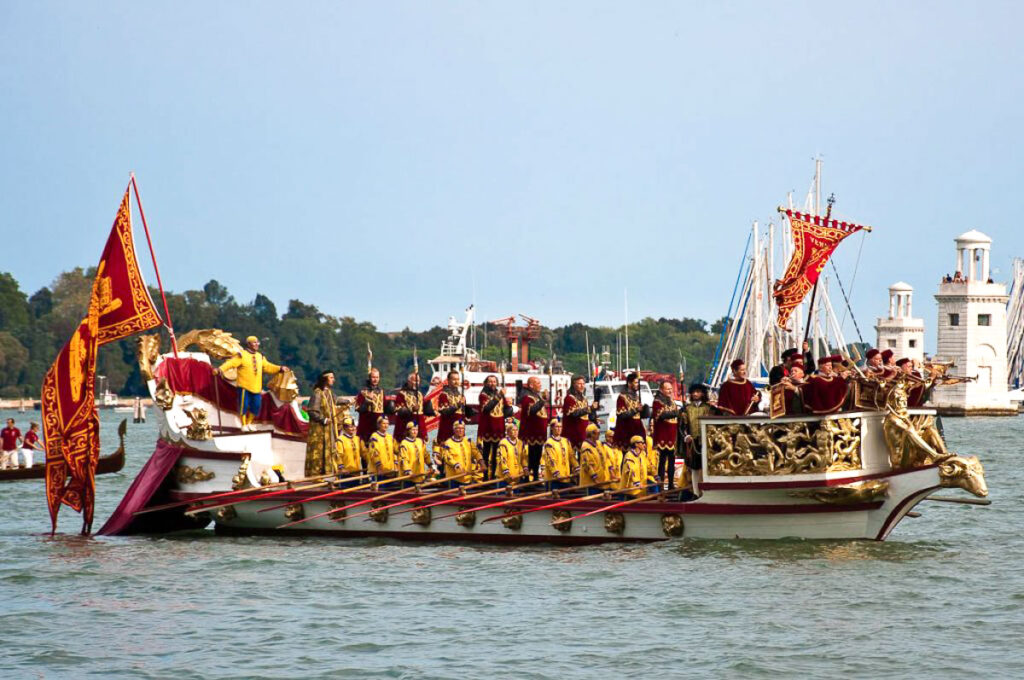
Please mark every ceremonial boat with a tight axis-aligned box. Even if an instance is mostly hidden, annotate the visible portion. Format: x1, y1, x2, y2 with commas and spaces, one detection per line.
98, 331, 988, 542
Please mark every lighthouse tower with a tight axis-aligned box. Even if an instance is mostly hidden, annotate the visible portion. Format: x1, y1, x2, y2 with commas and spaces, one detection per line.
932, 230, 1015, 415
875, 282, 924, 364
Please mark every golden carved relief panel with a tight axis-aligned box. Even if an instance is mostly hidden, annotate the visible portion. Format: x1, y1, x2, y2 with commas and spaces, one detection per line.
705, 417, 862, 476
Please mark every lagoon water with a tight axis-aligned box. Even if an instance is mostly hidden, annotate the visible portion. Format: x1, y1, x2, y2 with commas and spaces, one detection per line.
0, 408, 1020, 678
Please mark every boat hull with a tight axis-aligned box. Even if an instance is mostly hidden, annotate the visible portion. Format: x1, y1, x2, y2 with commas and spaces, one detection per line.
197, 464, 941, 543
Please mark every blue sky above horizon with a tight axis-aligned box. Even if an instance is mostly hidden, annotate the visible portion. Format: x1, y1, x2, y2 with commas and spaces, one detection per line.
2, 2, 1022, 350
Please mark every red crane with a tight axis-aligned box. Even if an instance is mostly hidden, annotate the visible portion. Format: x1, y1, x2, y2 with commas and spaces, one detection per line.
489, 314, 542, 368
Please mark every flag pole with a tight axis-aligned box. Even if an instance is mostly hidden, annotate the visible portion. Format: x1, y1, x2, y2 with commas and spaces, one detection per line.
130, 174, 178, 358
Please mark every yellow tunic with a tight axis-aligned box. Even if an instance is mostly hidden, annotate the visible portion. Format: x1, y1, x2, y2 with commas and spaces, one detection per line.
398, 437, 430, 481
542, 436, 574, 481
579, 441, 607, 487
335, 433, 364, 475
645, 435, 659, 477
218, 349, 281, 393
441, 437, 483, 483
368, 431, 397, 475
601, 442, 623, 484
496, 436, 525, 483
620, 450, 648, 496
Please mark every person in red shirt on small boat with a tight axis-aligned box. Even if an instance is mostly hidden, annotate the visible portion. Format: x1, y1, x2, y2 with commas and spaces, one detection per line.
20, 422, 43, 469
1, 419, 22, 470
716, 360, 761, 415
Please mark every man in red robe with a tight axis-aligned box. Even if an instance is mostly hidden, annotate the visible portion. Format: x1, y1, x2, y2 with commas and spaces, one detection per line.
716, 360, 761, 416
355, 367, 385, 443
435, 370, 467, 447
802, 355, 851, 414
899, 358, 930, 407
613, 372, 649, 450
561, 375, 597, 451
518, 376, 550, 480
392, 372, 434, 442
477, 375, 510, 478
779, 359, 807, 415
651, 379, 681, 488
865, 348, 885, 376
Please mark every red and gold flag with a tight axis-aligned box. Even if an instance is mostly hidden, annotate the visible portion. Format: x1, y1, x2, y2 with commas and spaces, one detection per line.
773, 210, 868, 329
43, 189, 163, 534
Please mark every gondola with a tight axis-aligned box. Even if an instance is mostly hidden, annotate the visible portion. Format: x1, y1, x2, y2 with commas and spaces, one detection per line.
0, 419, 127, 482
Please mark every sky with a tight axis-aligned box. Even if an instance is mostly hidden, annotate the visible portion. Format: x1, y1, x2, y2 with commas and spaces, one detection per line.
2, 2, 1022, 350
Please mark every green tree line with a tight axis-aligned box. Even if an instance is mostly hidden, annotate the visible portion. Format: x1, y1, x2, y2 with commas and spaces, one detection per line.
0, 269, 728, 398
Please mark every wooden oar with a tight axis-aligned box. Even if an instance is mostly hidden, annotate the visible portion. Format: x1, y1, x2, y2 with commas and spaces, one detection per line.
257, 471, 414, 513
413, 481, 581, 525
550, 489, 670, 526
385, 477, 508, 518
389, 476, 564, 519
331, 475, 495, 522
380, 475, 505, 516
479, 484, 613, 523
132, 471, 347, 516
184, 477, 344, 516
273, 472, 450, 529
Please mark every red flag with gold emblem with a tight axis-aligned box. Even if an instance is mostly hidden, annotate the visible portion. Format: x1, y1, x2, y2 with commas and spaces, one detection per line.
773, 210, 869, 329
43, 189, 163, 534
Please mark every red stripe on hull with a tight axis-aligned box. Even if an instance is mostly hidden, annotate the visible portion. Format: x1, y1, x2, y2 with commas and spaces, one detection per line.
875, 485, 940, 540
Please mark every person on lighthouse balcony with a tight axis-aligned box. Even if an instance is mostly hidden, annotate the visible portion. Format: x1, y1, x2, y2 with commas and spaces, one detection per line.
716, 359, 761, 415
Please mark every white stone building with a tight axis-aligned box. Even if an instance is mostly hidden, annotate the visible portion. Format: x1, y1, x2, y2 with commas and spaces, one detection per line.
932, 230, 1015, 415
875, 282, 924, 364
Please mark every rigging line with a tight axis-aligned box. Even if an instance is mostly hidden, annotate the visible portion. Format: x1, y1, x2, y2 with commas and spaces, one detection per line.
834, 229, 868, 345
711, 230, 753, 374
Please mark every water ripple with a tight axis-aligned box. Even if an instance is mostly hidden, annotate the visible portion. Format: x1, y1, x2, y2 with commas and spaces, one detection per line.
0, 411, 1021, 677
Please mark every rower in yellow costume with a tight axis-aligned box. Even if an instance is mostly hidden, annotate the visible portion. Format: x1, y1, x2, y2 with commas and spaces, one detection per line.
216, 335, 286, 431
541, 419, 575, 489
367, 415, 397, 478
579, 424, 608, 492
441, 420, 484, 485
335, 416, 364, 475
398, 422, 431, 484
602, 428, 623, 486
496, 418, 525, 487
620, 436, 658, 497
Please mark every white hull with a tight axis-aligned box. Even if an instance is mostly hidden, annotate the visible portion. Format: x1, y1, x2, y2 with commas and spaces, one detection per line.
205, 463, 939, 542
